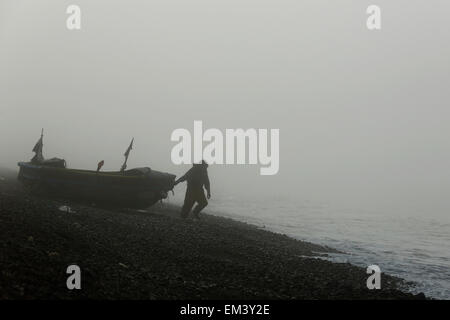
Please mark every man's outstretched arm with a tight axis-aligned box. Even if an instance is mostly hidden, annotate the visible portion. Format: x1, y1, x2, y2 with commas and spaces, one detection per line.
174, 168, 191, 185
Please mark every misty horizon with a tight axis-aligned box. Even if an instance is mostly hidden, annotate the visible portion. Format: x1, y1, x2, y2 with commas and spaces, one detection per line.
1, 0, 450, 218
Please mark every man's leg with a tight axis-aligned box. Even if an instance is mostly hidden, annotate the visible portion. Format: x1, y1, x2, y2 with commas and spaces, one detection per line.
181, 189, 195, 218
192, 189, 208, 219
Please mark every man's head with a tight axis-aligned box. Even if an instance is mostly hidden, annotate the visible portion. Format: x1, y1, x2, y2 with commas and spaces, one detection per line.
193, 160, 208, 168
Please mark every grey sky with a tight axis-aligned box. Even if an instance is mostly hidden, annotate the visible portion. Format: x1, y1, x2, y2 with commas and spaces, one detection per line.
1, 0, 449, 217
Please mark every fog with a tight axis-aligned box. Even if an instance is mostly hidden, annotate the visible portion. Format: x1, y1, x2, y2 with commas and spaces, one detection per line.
1, 0, 449, 217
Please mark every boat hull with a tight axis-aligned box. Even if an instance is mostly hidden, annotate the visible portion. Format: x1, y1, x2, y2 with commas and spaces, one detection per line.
17, 162, 176, 209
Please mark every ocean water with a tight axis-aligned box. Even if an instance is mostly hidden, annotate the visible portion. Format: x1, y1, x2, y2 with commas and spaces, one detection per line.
204, 197, 450, 300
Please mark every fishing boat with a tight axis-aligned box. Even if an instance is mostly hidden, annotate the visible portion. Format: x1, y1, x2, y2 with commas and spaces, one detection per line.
17, 131, 176, 208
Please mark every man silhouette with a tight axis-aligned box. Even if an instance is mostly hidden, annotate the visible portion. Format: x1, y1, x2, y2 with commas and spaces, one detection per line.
174, 160, 211, 219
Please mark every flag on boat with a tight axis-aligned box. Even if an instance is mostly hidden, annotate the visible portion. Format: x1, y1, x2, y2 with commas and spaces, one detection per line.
32, 129, 44, 163
121, 138, 134, 172
124, 138, 134, 157
32, 134, 43, 154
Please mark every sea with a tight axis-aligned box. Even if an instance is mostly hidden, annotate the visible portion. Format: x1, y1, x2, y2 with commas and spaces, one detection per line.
198, 196, 450, 300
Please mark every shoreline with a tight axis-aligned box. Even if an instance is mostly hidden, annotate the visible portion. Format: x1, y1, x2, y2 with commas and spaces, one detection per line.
0, 168, 425, 299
